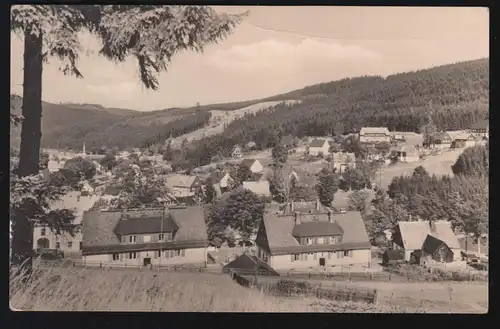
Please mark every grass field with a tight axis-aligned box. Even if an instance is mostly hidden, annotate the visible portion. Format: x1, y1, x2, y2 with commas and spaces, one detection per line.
10, 263, 488, 312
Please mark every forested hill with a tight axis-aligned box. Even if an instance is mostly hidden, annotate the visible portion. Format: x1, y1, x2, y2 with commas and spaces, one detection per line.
10, 58, 488, 151
178, 58, 488, 167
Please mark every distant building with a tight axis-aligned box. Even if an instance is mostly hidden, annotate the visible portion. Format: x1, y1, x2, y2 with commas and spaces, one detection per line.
205, 170, 234, 196
452, 133, 477, 148
430, 132, 453, 149
392, 220, 461, 262
331, 152, 356, 173
240, 159, 264, 174
469, 119, 489, 138
308, 139, 330, 156
165, 174, 202, 201
255, 210, 372, 270
81, 206, 208, 267
231, 145, 243, 159
359, 127, 392, 144
33, 191, 100, 258
47, 159, 66, 173
391, 144, 420, 163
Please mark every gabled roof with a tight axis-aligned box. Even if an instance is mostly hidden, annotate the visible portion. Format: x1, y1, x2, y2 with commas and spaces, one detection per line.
309, 139, 328, 148
360, 127, 390, 136
432, 132, 452, 141
422, 234, 447, 255
242, 180, 270, 196
240, 158, 259, 168
165, 174, 198, 189
82, 206, 207, 255
432, 221, 461, 249
397, 221, 431, 250
261, 211, 370, 255
453, 133, 475, 141
471, 119, 489, 130
222, 253, 280, 276
232, 145, 242, 152
114, 215, 178, 235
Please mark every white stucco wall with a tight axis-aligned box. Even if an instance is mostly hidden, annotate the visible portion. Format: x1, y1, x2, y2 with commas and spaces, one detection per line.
83, 247, 207, 267
270, 249, 371, 270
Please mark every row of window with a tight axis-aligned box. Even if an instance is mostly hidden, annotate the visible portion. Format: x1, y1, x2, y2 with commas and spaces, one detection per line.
122, 233, 173, 244
111, 249, 186, 261
291, 250, 353, 262
300, 236, 341, 245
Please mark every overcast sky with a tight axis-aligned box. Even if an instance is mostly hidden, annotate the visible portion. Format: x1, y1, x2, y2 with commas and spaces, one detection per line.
10, 6, 489, 111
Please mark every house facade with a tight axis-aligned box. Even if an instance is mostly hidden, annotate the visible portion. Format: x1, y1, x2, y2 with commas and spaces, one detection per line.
165, 174, 202, 199
359, 127, 392, 144
255, 210, 372, 271
33, 191, 100, 258
452, 133, 477, 148
308, 139, 330, 156
232, 145, 243, 159
81, 206, 208, 267
430, 132, 453, 149
240, 159, 264, 174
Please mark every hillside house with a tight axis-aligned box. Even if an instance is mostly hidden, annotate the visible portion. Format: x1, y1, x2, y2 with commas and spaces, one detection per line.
469, 119, 489, 138
165, 174, 202, 201
331, 152, 356, 173
452, 133, 476, 148
240, 159, 264, 174
410, 234, 455, 265
255, 210, 372, 271
231, 145, 243, 159
205, 170, 235, 195
430, 132, 453, 149
33, 191, 100, 258
391, 144, 420, 163
242, 180, 271, 198
359, 127, 392, 144
392, 220, 461, 262
308, 139, 330, 156
47, 159, 66, 173
81, 206, 208, 267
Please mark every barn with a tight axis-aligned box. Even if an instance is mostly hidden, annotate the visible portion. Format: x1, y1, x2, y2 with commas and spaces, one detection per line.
410, 234, 454, 265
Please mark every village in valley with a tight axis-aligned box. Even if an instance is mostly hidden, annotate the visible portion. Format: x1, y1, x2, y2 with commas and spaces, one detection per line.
10, 6, 488, 313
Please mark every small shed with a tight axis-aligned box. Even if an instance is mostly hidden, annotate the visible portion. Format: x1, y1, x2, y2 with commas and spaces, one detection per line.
382, 249, 404, 266
222, 253, 280, 276
411, 234, 455, 265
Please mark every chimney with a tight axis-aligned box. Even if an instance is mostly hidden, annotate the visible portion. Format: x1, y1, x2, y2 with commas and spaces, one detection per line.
294, 212, 301, 225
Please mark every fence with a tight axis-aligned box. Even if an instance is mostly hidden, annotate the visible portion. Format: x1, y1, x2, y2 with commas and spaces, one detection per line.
230, 272, 378, 304
35, 259, 488, 283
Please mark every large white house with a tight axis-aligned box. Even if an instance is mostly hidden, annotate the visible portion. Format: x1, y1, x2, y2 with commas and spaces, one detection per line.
308, 139, 330, 156
359, 127, 392, 144
255, 205, 372, 271
81, 206, 208, 267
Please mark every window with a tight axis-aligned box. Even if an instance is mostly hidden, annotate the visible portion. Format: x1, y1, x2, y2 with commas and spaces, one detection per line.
166, 232, 173, 241
313, 253, 317, 260
158, 234, 165, 241
55, 242, 60, 249
129, 252, 137, 259
67, 241, 73, 248
41, 228, 46, 236
291, 254, 300, 262
112, 253, 119, 261
164, 250, 171, 258
129, 235, 137, 243
343, 250, 351, 257
154, 250, 161, 258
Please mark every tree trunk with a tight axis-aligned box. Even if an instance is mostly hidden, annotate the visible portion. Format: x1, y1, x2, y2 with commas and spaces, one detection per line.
11, 28, 43, 275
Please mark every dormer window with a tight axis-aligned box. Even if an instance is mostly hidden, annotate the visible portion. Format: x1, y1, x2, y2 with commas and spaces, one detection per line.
129, 235, 137, 243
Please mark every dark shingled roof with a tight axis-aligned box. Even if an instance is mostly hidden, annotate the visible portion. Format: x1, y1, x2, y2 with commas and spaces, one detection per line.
422, 234, 447, 255
113, 215, 178, 235
222, 253, 280, 276
292, 220, 344, 238
309, 139, 327, 148
383, 249, 404, 261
